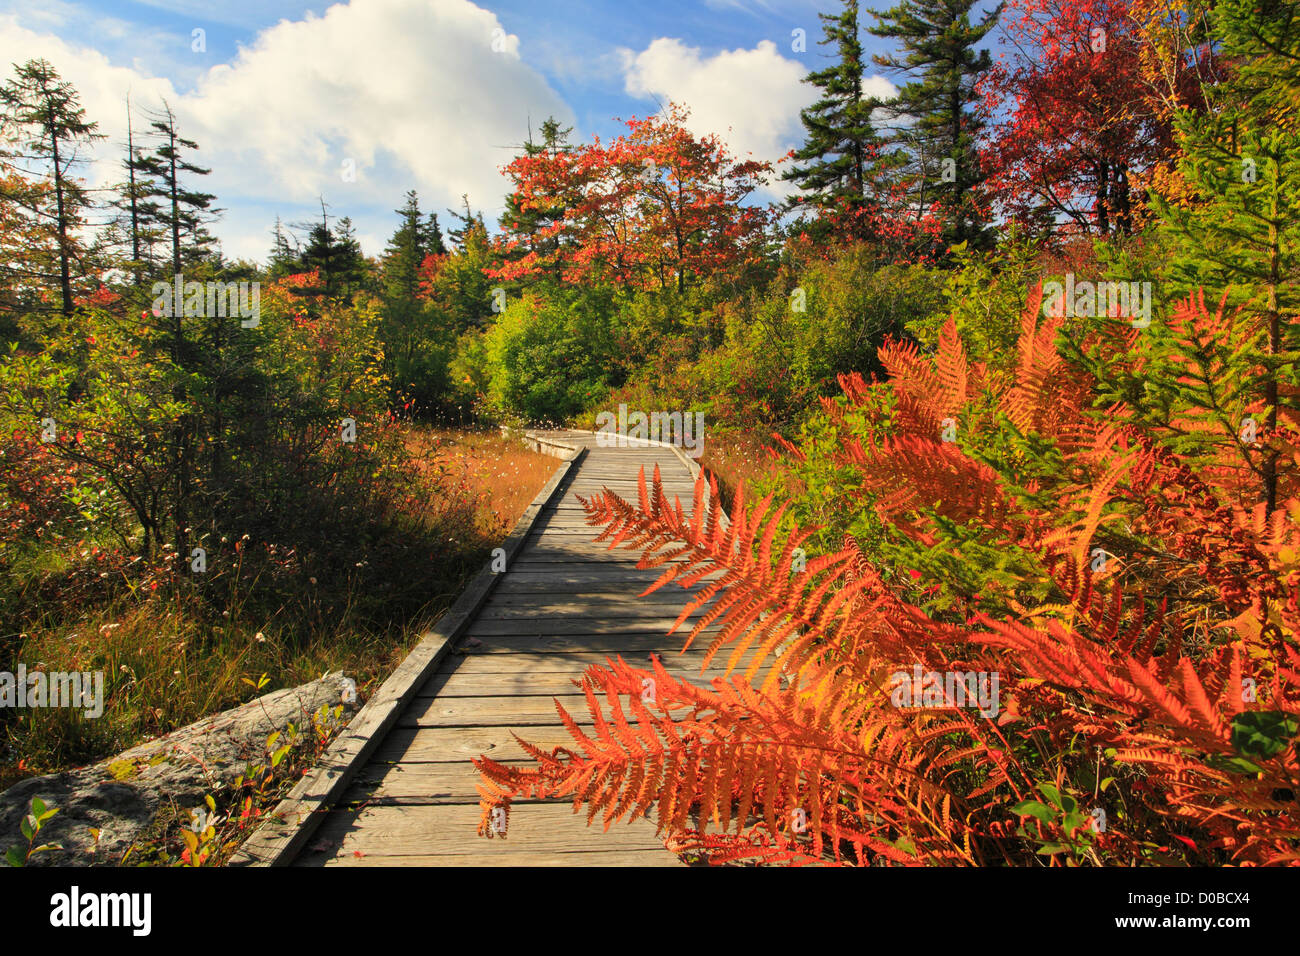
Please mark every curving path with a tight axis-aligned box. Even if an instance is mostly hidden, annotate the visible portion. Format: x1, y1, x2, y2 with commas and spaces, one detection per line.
287, 431, 727, 866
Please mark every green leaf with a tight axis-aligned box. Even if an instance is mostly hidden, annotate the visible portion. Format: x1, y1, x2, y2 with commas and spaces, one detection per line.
20, 817, 33, 841
4, 847, 22, 868
1036, 843, 1067, 855
30, 797, 46, 818
204, 794, 216, 814
1037, 783, 1062, 808
1012, 800, 1056, 824
1206, 753, 1265, 775
1231, 711, 1298, 759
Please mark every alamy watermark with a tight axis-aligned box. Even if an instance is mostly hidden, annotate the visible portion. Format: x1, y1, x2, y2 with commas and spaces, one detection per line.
1041, 273, 1152, 328
889, 665, 1000, 718
50, 886, 150, 936
0, 666, 104, 718
151, 273, 261, 328
595, 403, 705, 458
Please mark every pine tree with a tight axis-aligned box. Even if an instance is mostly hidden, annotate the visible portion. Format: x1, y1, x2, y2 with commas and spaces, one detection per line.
783, 0, 893, 241
129, 101, 220, 275
0, 58, 103, 317
430, 216, 494, 333
106, 94, 166, 284
420, 210, 447, 258
868, 0, 1002, 252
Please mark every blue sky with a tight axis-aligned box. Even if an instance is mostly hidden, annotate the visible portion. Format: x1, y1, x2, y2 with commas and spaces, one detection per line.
0, 0, 999, 263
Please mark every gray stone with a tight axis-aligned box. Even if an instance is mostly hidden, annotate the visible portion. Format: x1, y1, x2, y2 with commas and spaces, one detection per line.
0, 671, 358, 865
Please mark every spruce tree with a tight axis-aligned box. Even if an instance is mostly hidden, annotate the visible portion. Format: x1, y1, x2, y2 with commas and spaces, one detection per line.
0, 59, 103, 317
267, 216, 298, 279
499, 116, 573, 275
421, 211, 447, 258
868, 0, 1001, 252
446, 194, 486, 251
783, 0, 893, 241
129, 102, 220, 274
1151, 0, 1300, 512
383, 190, 434, 302
295, 199, 366, 302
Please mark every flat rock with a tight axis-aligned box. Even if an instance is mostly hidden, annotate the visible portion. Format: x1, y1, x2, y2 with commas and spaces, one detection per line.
0, 672, 358, 865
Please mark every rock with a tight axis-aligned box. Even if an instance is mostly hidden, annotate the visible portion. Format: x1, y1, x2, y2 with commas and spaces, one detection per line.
0, 671, 358, 865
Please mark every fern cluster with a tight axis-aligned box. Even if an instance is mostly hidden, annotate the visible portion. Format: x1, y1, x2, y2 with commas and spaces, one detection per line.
477, 286, 1300, 865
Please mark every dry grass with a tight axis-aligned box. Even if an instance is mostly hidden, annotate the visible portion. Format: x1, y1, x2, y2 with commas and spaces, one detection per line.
404, 427, 557, 536
699, 429, 783, 509
0, 427, 555, 791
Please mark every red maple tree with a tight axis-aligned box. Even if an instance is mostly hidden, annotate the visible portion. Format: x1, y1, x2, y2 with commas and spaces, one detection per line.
979, 0, 1213, 237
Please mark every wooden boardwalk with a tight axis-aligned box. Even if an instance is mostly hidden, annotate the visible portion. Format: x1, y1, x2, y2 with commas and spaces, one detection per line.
292, 431, 724, 867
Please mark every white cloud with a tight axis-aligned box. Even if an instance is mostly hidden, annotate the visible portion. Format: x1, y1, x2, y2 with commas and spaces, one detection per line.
620, 36, 895, 199
0, 0, 573, 261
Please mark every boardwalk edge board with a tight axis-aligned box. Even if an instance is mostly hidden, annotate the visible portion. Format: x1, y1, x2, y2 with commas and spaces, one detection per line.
502, 425, 583, 461
228, 435, 586, 867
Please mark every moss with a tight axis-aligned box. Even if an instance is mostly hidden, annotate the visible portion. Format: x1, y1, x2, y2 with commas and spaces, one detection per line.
107, 759, 138, 781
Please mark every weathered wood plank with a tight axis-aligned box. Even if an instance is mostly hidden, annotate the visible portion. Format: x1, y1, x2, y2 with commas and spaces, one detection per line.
415, 665, 734, 697
431, 649, 718, 674
278, 429, 732, 867
491, 576, 713, 593
373, 724, 594, 763
299, 802, 676, 861
461, 621, 719, 639
399, 694, 590, 727
307, 848, 683, 867
230, 444, 586, 867
475, 601, 713, 620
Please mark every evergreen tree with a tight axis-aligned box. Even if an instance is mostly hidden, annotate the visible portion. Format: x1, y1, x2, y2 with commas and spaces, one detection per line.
420, 210, 447, 258
869, 0, 1002, 252
446, 194, 486, 251
431, 216, 495, 333
267, 215, 298, 279
383, 190, 435, 302
294, 199, 367, 302
129, 101, 220, 274
104, 94, 167, 284
0, 58, 103, 317
499, 116, 574, 276
783, 0, 894, 241
1150, 0, 1300, 512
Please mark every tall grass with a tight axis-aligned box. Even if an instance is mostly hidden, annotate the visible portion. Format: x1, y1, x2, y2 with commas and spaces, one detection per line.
0, 425, 553, 792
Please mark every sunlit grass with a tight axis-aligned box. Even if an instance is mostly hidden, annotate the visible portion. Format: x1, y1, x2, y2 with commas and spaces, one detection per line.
0, 426, 553, 790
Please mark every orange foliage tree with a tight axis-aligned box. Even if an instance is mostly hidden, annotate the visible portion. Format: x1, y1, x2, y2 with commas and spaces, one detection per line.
488, 103, 772, 293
